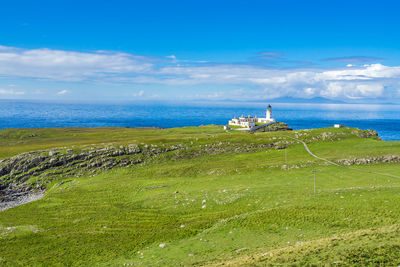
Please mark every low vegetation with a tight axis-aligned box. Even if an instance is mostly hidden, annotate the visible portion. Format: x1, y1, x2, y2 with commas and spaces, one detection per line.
1, 125, 400, 266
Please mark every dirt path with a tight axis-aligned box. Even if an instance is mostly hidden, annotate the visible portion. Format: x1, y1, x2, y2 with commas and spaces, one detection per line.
286, 135, 400, 179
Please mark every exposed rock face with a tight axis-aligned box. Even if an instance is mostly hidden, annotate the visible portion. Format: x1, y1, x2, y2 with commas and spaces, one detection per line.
321, 132, 335, 140
263, 122, 292, 132
0, 144, 184, 199
0, 139, 296, 200
0, 190, 43, 211
295, 129, 379, 143
337, 155, 400, 165
352, 129, 379, 138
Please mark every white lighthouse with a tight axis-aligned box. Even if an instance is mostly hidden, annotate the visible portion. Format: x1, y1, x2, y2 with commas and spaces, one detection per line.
266, 104, 272, 121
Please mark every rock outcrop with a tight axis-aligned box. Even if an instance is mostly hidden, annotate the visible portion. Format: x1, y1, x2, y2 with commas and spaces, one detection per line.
0, 144, 184, 200
337, 155, 400, 165
261, 122, 292, 132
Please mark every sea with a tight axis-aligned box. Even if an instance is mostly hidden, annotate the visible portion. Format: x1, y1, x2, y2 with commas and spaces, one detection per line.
0, 100, 400, 141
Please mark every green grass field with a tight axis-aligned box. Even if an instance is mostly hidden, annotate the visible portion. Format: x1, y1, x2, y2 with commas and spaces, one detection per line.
1, 125, 400, 266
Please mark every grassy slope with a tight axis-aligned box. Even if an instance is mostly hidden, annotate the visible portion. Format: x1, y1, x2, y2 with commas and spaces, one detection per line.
1, 126, 400, 266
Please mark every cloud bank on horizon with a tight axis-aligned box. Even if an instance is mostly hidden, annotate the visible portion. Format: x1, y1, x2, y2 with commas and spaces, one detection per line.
0, 45, 399, 103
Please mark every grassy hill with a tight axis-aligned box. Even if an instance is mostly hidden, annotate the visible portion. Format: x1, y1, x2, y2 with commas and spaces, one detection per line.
1, 125, 400, 266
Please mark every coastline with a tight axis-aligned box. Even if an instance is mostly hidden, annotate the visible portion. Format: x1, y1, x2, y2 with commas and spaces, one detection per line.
0, 101, 400, 141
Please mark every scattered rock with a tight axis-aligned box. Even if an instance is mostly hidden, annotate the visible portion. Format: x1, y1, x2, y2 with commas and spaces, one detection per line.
338, 155, 400, 165
235, 248, 249, 253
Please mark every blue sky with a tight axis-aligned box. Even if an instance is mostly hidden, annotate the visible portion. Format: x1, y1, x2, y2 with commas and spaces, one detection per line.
1, 0, 400, 103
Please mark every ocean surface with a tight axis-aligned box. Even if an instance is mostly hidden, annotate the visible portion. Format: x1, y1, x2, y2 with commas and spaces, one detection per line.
0, 100, 400, 141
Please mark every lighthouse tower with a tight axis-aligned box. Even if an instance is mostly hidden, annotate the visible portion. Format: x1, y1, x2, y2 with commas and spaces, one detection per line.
266, 105, 272, 121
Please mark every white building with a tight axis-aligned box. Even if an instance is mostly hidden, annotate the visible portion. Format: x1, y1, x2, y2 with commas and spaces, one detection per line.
229, 115, 256, 128
228, 105, 276, 128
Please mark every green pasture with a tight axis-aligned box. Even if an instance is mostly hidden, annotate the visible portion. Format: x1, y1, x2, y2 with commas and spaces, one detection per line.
1, 126, 400, 266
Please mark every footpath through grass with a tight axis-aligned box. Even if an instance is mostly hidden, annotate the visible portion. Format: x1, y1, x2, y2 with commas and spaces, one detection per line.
1, 125, 400, 266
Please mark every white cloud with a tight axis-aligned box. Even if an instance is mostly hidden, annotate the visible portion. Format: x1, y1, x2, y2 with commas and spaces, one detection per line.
166, 55, 177, 61
133, 90, 145, 97
0, 45, 400, 101
304, 87, 316, 95
153, 63, 399, 99
320, 83, 384, 98
0, 88, 25, 95
57, 90, 69, 95
0, 45, 153, 81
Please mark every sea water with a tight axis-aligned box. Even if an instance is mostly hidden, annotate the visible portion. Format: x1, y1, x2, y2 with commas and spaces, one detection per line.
0, 100, 399, 141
